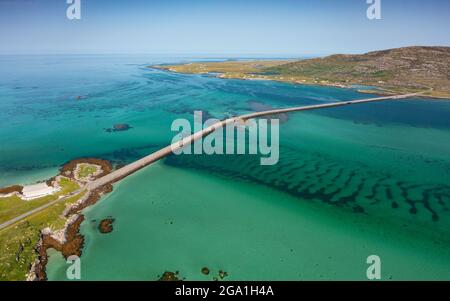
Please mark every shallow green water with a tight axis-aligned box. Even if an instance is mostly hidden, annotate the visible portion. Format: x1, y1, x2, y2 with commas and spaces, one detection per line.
1, 55, 449, 280
46, 162, 450, 280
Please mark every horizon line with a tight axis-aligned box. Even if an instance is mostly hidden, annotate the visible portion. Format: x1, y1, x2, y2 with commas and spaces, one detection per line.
1, 45, 448, 58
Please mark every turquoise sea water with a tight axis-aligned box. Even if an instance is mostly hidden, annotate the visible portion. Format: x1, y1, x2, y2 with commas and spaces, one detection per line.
0, 55, 449, 280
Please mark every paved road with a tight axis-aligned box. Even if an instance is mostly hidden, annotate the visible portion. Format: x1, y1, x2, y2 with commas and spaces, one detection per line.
0, 188, 85, 231
0, 92, 420, 230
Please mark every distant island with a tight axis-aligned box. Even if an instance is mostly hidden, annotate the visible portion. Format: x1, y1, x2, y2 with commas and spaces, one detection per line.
152, 46, 450, 99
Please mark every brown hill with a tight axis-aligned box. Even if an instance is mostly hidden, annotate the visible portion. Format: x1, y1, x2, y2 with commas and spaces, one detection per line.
267, 46, 450, 97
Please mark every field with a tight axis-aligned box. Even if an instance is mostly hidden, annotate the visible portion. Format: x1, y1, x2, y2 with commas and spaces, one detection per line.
0, 178, 80, 225
77, 164, 98, 179
0, 191, 86, 280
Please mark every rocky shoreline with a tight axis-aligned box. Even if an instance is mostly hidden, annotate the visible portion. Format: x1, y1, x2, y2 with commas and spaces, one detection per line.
60, 158, 112, 179
26, 158, 113, 281
0, 185, 23, 195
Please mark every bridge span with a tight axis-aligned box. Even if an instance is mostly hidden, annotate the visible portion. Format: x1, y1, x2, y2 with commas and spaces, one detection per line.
0, 92, 421, 230
87, 92, 420, 190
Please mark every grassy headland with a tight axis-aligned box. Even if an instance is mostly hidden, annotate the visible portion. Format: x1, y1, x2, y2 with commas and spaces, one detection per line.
0, 191, 85, 280
0, 158, 112, 280
152, 46, 450, 98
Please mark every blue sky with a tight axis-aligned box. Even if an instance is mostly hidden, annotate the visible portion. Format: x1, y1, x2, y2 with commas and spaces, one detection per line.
0, 0, 449, 56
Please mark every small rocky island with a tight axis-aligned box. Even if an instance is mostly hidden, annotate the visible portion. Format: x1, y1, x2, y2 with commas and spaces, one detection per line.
104, 123, 132, 133
159, 271, 181, 281
98, 218, 115, 234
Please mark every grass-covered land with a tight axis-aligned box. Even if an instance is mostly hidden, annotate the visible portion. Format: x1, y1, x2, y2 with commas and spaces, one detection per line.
160, 60, 289, 75
77, 163, 98, 179
0, 191, 86, 280
0, 177, 80, 225
155, 60, 294, 83
154, 46, 450, 98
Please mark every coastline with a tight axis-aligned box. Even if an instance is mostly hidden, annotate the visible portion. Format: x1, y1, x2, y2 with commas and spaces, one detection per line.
30, 158, 113, 281
31, 183, 113, 280
150, 64, 450, 100
0, 158, 114, 281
